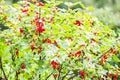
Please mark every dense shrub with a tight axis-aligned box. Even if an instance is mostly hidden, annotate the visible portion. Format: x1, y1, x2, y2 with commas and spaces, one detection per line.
0, 0, 119, 80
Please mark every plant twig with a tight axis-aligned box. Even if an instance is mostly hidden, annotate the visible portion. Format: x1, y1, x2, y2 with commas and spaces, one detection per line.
15, 71, 18, 80
62, 70, 70, 80
0, 57, 8, 80
68, 74, 77, 80
39, 74, 41, 80
58, 65, 63, 80
45, 72, 53, 80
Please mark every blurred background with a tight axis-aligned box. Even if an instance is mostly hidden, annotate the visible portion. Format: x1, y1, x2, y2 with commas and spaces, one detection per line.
58, 0, 120, 37
1, 0, 120, 37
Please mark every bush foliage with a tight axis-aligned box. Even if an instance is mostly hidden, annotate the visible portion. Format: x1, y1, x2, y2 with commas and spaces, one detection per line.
0, 0, 120, 80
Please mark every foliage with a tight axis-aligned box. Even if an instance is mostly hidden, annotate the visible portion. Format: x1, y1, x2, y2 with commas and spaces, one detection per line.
0, 0, 120, 80
91, 8, 120, 37
58, 0, 120, 36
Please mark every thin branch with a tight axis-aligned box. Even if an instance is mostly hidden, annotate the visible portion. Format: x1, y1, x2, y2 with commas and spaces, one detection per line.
61, 71, 70, 80
39, 74, 41, 80
39, 7, 41, 20
0, 57, 8, 80
15, 71, 18, 80
58, 65, 63, 80
45, 72, 53, 80
68, 74, 77, 80
95, 48, 112, 61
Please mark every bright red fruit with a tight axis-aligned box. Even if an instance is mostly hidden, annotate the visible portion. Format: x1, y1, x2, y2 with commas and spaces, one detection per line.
39, 2, 44, 6
113, 75, 118, 80
103, 54, 107, 59
31, 45, 35, 51
68, 53, 71, 58
21, 9, 28, 13
47, 38, 52, 44
19, 28, 23, 33
15, 48, 19, 57
33, 1, 37, 4
75, 51, 82, 57
54, 40, 57, 45
35, 26, 45, 34
51, 60, 60, 70
57, 67, 61, 71
42, 17, 45, 22
107, 33, 110, 37
99, 59, 104, 65
113, 49, 117, 55
74, 20, 82, 26
79, 70, 84, 79
51, 60, 58, 69
54, 74, 58, 78
35, 18, 45, 34
36, 12, 39, 14
21, 63, 25, 69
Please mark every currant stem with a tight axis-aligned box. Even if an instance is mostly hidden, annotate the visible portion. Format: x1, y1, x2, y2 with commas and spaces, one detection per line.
0, 57, 8, 80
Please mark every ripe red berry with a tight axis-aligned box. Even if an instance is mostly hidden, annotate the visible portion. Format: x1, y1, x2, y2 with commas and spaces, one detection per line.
20, 28, 23, 33
50, 60, 60, 70
35, 24, 45, 35
21, 63, 25, 69
99, 59, 104, 65
21, 9, 28, 13
51, 60, 58, 69
74, 20, 82, 26
39, 2, 44, 6
79, 70, 84, 79
103, 54, 107, 59
54, 74, 58, 78
68, 53, 71, 58
113, 75, 118, 80
113, 49, 117, 55
54, 40, 57, 45
57, 67, 60, 71
107, 33, 110, 37
36, 12, 39, 14
75, 51, 82, 57
47, 38, 52, 44
33, 1, 37, 4
42, 17, 45, 22
31, 45, 35, 51
15, 48, 19, 57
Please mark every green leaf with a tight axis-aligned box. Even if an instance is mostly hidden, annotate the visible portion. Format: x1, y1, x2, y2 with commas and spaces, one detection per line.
112, 55, 120, 62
